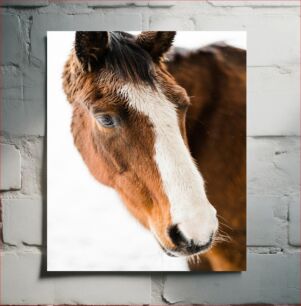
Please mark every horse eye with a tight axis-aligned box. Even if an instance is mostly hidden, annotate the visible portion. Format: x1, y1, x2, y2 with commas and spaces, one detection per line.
96, 114, 117, 128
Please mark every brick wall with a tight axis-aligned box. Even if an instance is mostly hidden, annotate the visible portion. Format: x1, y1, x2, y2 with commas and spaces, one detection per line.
0, 0, 300, 304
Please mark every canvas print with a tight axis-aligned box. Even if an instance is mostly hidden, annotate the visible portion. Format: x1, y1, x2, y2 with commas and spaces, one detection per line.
47, 31, 246, 271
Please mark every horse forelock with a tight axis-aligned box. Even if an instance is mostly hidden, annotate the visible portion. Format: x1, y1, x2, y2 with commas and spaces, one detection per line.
63, 32, 159, 107
104, 32, 156, 87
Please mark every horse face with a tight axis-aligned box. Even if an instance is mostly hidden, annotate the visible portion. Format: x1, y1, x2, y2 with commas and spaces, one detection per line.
63, 31, 218, 257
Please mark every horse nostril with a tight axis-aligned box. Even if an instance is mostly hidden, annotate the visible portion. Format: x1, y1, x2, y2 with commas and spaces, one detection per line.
168, 226, 215, 255
168, 224, 187, 246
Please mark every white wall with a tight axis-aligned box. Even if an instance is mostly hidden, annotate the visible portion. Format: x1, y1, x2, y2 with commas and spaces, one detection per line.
1, 0, 300, 304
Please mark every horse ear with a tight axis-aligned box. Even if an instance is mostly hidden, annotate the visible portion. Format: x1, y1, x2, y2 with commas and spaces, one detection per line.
136, 31, 176, 61
75, 31, 109, 72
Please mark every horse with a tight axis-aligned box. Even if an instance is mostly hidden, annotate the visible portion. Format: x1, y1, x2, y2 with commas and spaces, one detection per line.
62, 31, 246, 271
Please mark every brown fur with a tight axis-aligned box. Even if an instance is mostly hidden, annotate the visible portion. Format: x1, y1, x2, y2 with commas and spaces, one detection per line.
63, 47, 184, 252
62, 32, 246, 270
167, 44, 246, 270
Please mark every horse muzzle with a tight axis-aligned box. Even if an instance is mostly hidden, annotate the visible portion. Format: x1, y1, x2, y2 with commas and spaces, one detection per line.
158, 204, 219, 257
165, 224, 215, 256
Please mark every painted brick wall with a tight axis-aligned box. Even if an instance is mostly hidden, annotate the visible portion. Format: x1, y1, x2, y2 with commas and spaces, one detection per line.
0, 0, 300, 304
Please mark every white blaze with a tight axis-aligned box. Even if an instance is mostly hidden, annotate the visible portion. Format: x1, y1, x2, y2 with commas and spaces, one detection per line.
120, 84, 218, 244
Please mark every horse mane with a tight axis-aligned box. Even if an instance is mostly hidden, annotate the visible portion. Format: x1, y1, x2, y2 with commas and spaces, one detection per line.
104, 32, 156, 87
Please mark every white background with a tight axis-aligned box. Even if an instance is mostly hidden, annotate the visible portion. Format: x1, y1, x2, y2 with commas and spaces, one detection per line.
47, 31, 246, 271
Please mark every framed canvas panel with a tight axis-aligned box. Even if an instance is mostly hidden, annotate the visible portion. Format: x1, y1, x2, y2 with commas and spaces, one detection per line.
47, 31, 246, 271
